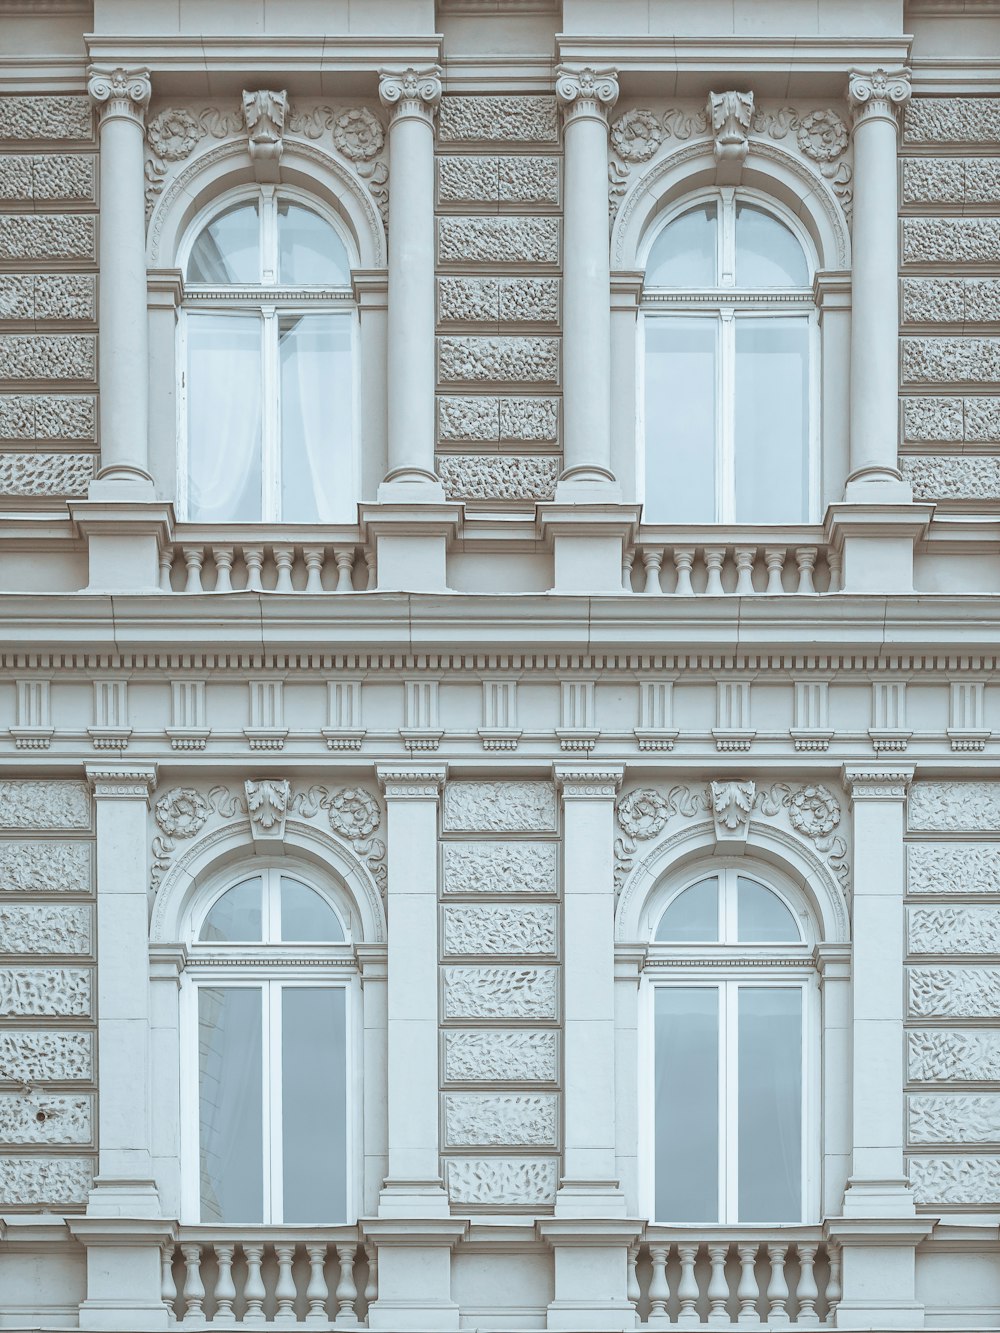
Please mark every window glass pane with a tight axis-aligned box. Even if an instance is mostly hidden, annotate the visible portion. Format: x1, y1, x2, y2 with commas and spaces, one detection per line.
655, 987, 719, 1222
646, 204, 718, 287
278, 202, 351, 285
199, 878, 263, 942
280, 878, 344, 942
644, 317, 717, 523
186, 314, 263, 522
199, 986, 263, 1222
738, 987, 802, 1221
655, 877, 719, 942
282, 987, 347, 1222
279, 314, 352, 522
734, 317, 809, 523
188, 202, 260, 284
735, 204, 808, 287
737, 878, 801, 943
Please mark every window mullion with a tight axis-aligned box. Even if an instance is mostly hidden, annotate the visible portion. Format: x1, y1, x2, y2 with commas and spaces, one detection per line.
261, 308, 281, 521
719, 310, 736, 523
268, 982, 282, 1223
260, 184, 277, 285
724, 981, 740, 1224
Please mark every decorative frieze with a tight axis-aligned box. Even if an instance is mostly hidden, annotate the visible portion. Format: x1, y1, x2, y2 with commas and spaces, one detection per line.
442, 966, 558, 1020
910, 1094, 1000, 1145
902, 158, 1000, 206
0, 781, 90, 831
437, 155, 560, 205
0, 154, 96, 203
0, 905, 92, 955
438, 276, 559, 324
903, 97, 1000, 146
443, 1029, 558, 1083
438, 336, 560, 385
0, 335, 96, 382
908, 906, 1000, 955
442, 842, 557, 896
908, 843, 1000, 895
0, 394, 96, 441
0, 1154, 93, 1206
909, 966, 1000, 1018
0, 968, 91, 1018
909, 1029, 1000, 1083
0, 96, 93, 142
0, 452, 94, 496
437, 217, 560, 266
444, 1156, 559, 1206
0, 1092, 92, 1144
908, 1155, 1000, 1206
909, 782, 1000, 832
443, 904, 557, 956
438, 454, 558, 503
438, 397, 559, 442
902, 279, 1000, 326
901, 456, 1000, 501
902, 218, 1000, 267
443, 1093, 558, 1147
0, 1030, 93, 1083
0, 214, 96, 261
0, 275, 96, 324
437, 96, 559, 144
443, 781, 557, 833
902, 395, 1000, 443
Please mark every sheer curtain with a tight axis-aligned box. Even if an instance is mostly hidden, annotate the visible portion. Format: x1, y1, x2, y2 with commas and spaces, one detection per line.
186, 315, 263, 523
279, 314, 352, 522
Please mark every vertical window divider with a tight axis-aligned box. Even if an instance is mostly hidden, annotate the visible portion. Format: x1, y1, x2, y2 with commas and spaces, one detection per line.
719, 308, 737, 524
268, 981, 282, 1224
261, 306, 280, 522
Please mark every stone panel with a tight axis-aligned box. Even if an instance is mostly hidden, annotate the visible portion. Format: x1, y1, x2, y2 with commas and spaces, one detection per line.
500, 397, 559, 442
909, 782, 1000, 832
0, 1030, 93, 1082
966, 399, 1000, 441
903, 98, 1000, 146
902, 218, 1000, 266
0, 1092, 92, 1144
442, 966, 558, 1020
909, 1155, 1000, 1206
438, 155, 559, 205
909, 1029, 1000, 1082
0, 968, 91, 1018
910, 1094, 1000, 1145
902, 158, 1000, 206
0, 155, 30, 199
909, 966, 1000, 1018
34, 275, 96, 322
0, 1154, 93, 1206
901, 456, 1000, 501
442, 904, 557, 956
443, 780, 558, 832
0, 452, 95, 496
908, 843, 1000, 895
438, 336, 560, 385
0, 335, 96, 381
0, 214, 96, 261
438, 156, 498, 203
499, 157, 560, 205
438, 277, 500, 324
438, 395, 499, 442
0, 96, 93, 142
902, 396, 1000, 444
0, 781, 91, 831
438, 277, 559, 324
438, 217, 560, 266
0, 904, 92, 955
0, 394, 96, 441
908, 906, 1000, 954
444, 1156, 559, 1205
442, 841, 558, 895
499, 278, 559, 323
901, 338, 1000, 386
443, 1093, 558, 1147
443, 1029, 558, 1082
0, 155, 96, 202
439, 454, 559, 502
902, 279, 1000, 326
438, 96, 559, 144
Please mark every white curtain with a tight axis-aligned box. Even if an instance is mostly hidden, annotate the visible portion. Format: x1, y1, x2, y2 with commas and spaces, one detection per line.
279, 314, 351, 522
186, 314, 263, 523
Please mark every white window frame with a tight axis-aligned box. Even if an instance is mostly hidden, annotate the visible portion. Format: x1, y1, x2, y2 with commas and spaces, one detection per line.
176, 184, 359, 524
639, 186, 821, 524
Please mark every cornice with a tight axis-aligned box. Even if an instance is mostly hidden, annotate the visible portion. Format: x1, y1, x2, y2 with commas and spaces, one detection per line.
83, 35, 444, 79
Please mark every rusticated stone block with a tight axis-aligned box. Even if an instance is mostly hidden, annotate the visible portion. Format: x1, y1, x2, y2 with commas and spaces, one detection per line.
903, 97, 1000, 146
0, 275, 96, 323
499, 156, 560, 204
444, 780, 557, 832
909, 1093, 1000, 1145
0, 840, 92, 893
438, 276, 560, 324
909, 966, 1000, 1018
0, 275, 33, 321
0, 968, 91, 1017
901, 338, 1000, 385
966, 399, 1000, 441
443, 1093, 558, 1148
903, 278, 1000, 325
443, 1029, 558, 1083
909, 1028, 1000, 1081
902, 397, 964, 442
500, 397, 558, 441
0, 452, 94, 495
0, 155, 31, 199
0, 904, 92, 955
909, 781, 1000, 831
438, 217, 559, 266
0, 1030, 93, 1082
442, 966, 558, 1020
0, 154, 96, 202
438, 277, 500, 324
909, 905, 1000, 954
0, 96, 92, 142
437, 154, 561, 204
902, 218, 1000, 266
0, 780, 91, 830
0, 1092, 92, 1144
0, 1154, 94, 1205
438, 156, 498, 203
442, 841, 558, 895
0, 214, 95, 261
439, 453, 559, 502
901, 455, 1000, 501
438, 96, 559, 144
0, 396, 96, 441
902, 158, 1000, 206
445, 1156, 558, 1206
442, 904, 558, 955
499, 278, 559, 323
438, 396, 499, 442
909, 1155, 1000, 1206
438, 336, 559, 385
0, 335, 96, 381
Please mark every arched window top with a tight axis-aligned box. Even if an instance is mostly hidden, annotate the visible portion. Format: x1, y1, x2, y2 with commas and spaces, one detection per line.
194, 867, 348, 946
653, 868, 806, 946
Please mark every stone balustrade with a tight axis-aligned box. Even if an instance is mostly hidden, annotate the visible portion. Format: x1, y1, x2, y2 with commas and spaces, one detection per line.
160, 533, 373, 594
626, 530, 839, 596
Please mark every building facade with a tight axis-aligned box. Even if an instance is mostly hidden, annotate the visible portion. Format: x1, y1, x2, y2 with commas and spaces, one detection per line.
1, 0, 1000, 1328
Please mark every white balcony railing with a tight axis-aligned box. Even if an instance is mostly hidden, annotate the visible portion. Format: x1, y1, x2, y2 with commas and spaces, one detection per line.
625, 529, 839, 596
163, 1228, 374, 1326
160, 531, 373, 595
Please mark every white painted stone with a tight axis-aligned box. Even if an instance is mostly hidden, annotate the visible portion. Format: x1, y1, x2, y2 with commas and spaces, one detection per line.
0, 1154, 93, 1205
909, 782, 1000, 831
0, 1029, 93, 1082
0, 781, 91, 831
442, 966, 558, 1020
443, 1093, 558, 1147
442, 841, 558, 895
443, 1029, 558, 1083
442, 904, 557, 956
909, 1029, 1000, 1082
444, 1156, 559, 1205
443, 781, 557, 833
0, 840, 92, 891
0, 903, 92, 954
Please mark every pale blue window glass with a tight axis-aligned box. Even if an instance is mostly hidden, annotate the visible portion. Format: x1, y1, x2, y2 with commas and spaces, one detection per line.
737, 877, 801, 943
644, 317, 717, 522
735, 203, 809, 287
734, 317, 809, 523
655, 878, 720, 942
646, 203, 718, 287
188, 201, 260, 284
655, 987, 719, 1222
738, 987, 803, 1220
200, 877, 263, 943
281, 987, 348, 1221
279, 877, 344, 943
278, 201, 351, 286
199, 986, 263, 1221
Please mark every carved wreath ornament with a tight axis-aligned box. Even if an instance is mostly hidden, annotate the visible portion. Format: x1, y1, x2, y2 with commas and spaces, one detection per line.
328, 787, 380, 840
610, 108, 664, 162
787, 784, 841, 838
332, 107, 384, 161
146, 107, 205, 161
154, 787, 209, 838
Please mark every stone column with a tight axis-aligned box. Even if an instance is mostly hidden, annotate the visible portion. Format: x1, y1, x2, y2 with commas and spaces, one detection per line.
555, 66, 620, 499
378, 68, 444, 500
845, 68, 910, 500
87, 66, 153, 495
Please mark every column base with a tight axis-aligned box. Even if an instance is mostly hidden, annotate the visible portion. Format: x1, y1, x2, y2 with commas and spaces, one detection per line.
68, 1215, 175, 1332
537, 1218, 643, 1332
537, 504, 640, 593
376, 1178, 452, 1218
843, 471, 912, 505
378, 473, 447, 503
824, 503, 934, 594
68, 500, 174, 593
363, 1216, 468, 1332
554, 473, 622, 504
359, 503, 462, 592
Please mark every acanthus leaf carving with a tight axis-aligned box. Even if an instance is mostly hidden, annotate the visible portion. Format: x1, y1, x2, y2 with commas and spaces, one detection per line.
709, 90, 754, 169
244, 779, 289, 840
242, 89, 287, 166
711, 779, 755, 835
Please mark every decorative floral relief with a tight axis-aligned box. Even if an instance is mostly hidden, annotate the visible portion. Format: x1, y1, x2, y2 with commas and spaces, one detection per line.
903, 97, 1000, 146
437, 96, 559, 144
0, 452, 94, 497
908, 907, 1000, 955
0, 781, 90, 832
0, 214, 95, 261
909, 1029, 1000, 1083
0, 334, 96, 382
611, 108, 665, 162
0, 1092, 92, 1144
0, 969, 90, 1018
143, 102, 242, 213
438, 454, 558, 503
285, 103, 389, 221
438, 336, 560, 385
0, 394, 96, 441
909, 782, 1000, 832
909, 967, 1000, 1019
0, 841, 90, 894
438, 217, 559, 266
910, 1094, 1000, 1145
908, 843, 1000, 895
443, 1029, 558, 1083
328, 787, 380, 840
902, 456, 1000, 502
0, 1030, 93, 1084
443, 1093, 558, 1148
443, 781, 557, 833
903, 219, 1000, 268
0, 1154, 94, 1205
442, 967, 558, 1020
444, 1156, 558, 1205
0, 96, 92, 141
443, 905, 557, 957
0, 905, 91, 956
154, 787, 209, 838
442, 842, 557, 896
908, 1154, 1000, 1206
788, 784, 841, 837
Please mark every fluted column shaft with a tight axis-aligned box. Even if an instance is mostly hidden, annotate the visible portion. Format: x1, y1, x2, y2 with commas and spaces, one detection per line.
88, 66, 153, 491
378, 68, 443, 497
556, 66, 619, 494
846, 68, 911, 496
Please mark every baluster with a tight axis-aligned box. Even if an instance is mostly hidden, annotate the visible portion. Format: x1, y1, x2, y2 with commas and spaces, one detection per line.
243, 546, 264, 593
677, 1242, 700, 1326
704, 546, 726, 596
621, 547, 635, 593
764, 547, 786, 595
274, 1242, 297, 1323
334, 548, 355, 594
647, 1243, 670, 1326
797, 1242, 820, 1325
305, 1242, 330, 1325
795, 546, 818, 594
673, 547, 695, 596
364, 1243, 378, 1308
736, 1242, 761, 1326
334, 1243, 359, 1325
826, 1243, 842, 1321
707, 1242, 730, 1325
626, 1242, 640, 1310
766, 1243, 790, 1328
158, 547, 174, 594
180, 1243, 205, 1325
641, 547, 664, 595
213, 1243, 237, 1324
303, 546, 325, 594
182, 546, 204, 594
161, 1242, 178, 1320
274, 545, 295, 593
734, 546, 757, 595
826, 548, 842, 594
212, 546, 234, 593
363, 546, 377, 591
242, 1243, 266, 1325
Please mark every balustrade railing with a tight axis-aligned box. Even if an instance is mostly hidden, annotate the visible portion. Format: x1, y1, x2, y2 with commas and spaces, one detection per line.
625, 529, 839, 596
632, 1230, 839, 1327
160, 532, 373, 594
163, 1228, 374, 1326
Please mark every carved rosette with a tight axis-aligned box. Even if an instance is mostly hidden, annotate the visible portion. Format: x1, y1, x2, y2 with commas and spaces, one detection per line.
87, 65, 151, 128
555, 65, 620, 126
848, 67, 912, 129
378, 67, 442, 127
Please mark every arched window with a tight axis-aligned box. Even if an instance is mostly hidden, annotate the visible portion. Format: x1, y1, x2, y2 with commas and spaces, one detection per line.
183, 865, 354, 1224
647, 864, 816, 1225
179, 186, 356, 524
642, 189, 816, 524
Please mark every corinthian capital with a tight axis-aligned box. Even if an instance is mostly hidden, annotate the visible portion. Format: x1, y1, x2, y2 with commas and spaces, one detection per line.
555, 65, 619, 123
378, 66, 442, 125
87, 65, 151, 126
848, 67, 911, 128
